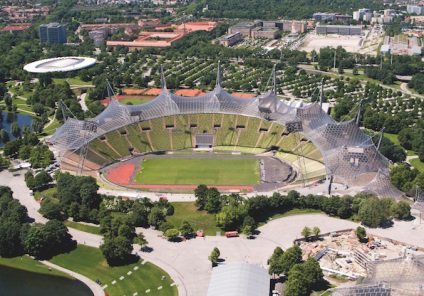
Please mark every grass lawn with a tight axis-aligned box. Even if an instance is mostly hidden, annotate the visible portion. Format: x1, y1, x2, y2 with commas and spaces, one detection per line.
268, 208, 323, 221
166, 202, 221, 236
34, 187, 58, 201
120, 97, 152, 105
64, 221, 102, 235
384, 133, 399, 145
0, 255, 71, 278
411, 158, 424, 172
50, 245, 178, 296
134, 158, 259, 185
53, 77, 92, 86
43, 118, 63, 136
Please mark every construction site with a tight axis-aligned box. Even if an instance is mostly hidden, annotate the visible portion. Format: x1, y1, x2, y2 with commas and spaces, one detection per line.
298, 229, 424, 295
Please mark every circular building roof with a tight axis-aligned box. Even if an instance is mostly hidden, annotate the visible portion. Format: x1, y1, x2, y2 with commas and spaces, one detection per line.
24, 57, 96, 73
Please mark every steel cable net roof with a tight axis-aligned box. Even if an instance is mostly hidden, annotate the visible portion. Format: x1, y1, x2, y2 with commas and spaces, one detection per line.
411, 186, 424, 212
49, 75, 401, 198
331, 256, 424, 296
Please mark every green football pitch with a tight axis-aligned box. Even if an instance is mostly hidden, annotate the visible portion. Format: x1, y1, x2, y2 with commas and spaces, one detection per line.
134, 158, 260, 185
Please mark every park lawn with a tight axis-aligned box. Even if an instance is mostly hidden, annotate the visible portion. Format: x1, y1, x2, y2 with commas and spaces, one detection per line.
410, 158, 424, 172
50, 245, 177, 296
53, 77, 92, 86
34, 187, 58, 201
166, 202, 221, 236
13, 97, 27, 105
64, 221, 102, 235
384, 133, 416, 156
43, 118, 63, 136
120, 97, 152, 105
134, 158, 259, 185
268, 208, 323, 221
384, 133, 399, 145
0, 255, 71, 279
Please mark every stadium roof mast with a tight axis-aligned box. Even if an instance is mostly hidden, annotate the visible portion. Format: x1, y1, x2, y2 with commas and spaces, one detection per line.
356, 99, 364, 126
273, 64, 278, 113
105, 79, 116, 102
59, 99, 76, 122
377, 127, 386, 151
320, 77, 325, 108
216, 61, 222, 88
160, 64, 167, 90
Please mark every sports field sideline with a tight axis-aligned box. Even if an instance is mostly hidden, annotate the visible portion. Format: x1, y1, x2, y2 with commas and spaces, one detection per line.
134, 158, 260, 185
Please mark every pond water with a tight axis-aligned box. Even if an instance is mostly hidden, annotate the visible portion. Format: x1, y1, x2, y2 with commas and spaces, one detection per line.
0, 264, 93, 296
0, 112, 33, 146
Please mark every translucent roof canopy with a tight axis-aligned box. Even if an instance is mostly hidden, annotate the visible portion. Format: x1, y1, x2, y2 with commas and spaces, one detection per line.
49, 67, 401, 198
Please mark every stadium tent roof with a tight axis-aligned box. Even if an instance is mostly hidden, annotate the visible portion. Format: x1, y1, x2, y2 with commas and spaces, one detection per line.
207, 263, 270, 296
48, 65, 403, 199
24, 57, 96, 73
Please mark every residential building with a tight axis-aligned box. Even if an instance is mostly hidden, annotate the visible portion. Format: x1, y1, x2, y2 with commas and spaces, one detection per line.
39, 23, 67, 44
407, 5, 424, 15
353, 8, 370, 21
0, 23, 32, 34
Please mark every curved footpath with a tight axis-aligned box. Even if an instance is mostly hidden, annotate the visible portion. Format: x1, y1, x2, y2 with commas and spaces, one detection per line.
40, 261, 104, 296
2, 170, 424, 295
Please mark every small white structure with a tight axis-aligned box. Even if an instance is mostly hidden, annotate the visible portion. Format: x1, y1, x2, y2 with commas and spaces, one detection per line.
24, 57, 96, 73
207, 263, 270, 296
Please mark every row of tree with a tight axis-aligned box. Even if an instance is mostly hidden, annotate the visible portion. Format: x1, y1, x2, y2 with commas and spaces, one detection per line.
195, 186, 412, 229
268, 245, 324, 296
0, 186, 75, 259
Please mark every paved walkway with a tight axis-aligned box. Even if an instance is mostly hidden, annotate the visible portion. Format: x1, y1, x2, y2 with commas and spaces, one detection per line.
40, 261, 104, 296
2, 170, 424, 295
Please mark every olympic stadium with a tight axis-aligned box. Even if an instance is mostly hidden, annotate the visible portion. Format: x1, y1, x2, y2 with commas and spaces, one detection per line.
48, 64, 404, 198
24, 57, 96, 73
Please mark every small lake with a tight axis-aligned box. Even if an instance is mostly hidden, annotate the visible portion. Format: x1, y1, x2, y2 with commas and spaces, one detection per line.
0, 264, 93, 296
0, 112, 33, 146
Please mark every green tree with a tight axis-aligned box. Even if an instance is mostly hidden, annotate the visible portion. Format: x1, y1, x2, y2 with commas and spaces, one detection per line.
32, 103, 45, 116
134, 232, 148, 246
208, 247, 220, 266
204, 187, 222, 213
194, 184, 208, 210
356, 226, 367, 241
359, 198, 390, 227
10, 122, 21, 138
159, 221, 175, 233
301, 226, 311, 240
147, 207, 165, 228
164, 228, 180, 241
280, 244, 302, 275
391, 201, 411, 219
0, 129, 10, 144
33, 171, 52, 190
40, 201, 64, 220
312, 227, 321, 239
180, 220, 194, 238
24, 224, 46, 257
100, 235, 133, 265
268, 246, 284, 276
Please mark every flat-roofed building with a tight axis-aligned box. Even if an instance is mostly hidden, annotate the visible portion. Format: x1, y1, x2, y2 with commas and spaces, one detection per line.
214, 32, 243, 47
313, 12, 336, 21
251, 27, 279, 39
228, 22, 260, 36
316, 25, 362, 35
